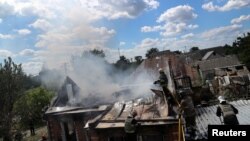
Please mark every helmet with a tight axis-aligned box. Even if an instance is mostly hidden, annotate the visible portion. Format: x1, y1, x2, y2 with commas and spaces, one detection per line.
158, 68, 164, 73
218, 96, 226, 103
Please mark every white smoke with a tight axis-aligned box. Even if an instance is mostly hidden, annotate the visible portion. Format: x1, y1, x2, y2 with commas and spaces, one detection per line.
40, 52, 154, 107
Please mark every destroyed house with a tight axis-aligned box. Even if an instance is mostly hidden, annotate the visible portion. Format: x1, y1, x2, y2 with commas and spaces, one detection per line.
46, 76, 250, 141
89, 94, 183, 141
45, 77, 186, 141
45, 76, 111, 141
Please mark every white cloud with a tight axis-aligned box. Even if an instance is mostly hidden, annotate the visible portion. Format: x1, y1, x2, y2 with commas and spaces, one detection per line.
160, 23, 198, 37
141, 25, 162, 32
136, 38, 160, 49
0, 1, 15, 18
202, 0, 250, 12
29, 19, 52, 31
181, 33, 194, 39
19, 49, 35, 56
78, 0, 159, 20
22, 61, 43, 75
0, 34, 13, 39
201, 24, 242, 39
142, 5, 198, 37
231, 14, 250, 24
144, 0, 160, 10
157, 5, 197, 23
2, 0, 159, 21
0, 18, 2, 23
142, 23, 198, 36
16, 29, 31, 35
119, 42, 126, 46
1, 0, 160, 70
100, 0, 159, 19
0, 50, 14, 58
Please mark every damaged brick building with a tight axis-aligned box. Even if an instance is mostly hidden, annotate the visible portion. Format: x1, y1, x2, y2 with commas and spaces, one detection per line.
45, 77, 185, 141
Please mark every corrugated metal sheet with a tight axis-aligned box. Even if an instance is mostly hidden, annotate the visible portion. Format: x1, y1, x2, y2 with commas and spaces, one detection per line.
45, 106, 82, 114
195, 99, 250, 139
202, 51, 214, 60
197, 55, 241, 71
96, 96, 180, 128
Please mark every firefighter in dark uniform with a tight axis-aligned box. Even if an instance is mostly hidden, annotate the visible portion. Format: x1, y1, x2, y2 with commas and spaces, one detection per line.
154, 68, 175, 116
178, 90, 196, 139
124, 110, 139, 141
216, 96, 239, 125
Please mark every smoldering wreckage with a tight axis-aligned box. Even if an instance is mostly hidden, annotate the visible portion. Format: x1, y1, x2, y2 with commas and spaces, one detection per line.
44, 49, 250, 141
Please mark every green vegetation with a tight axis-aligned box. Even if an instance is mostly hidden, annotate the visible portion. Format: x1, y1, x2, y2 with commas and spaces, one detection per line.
189, 47, 199, 52
145, 48, 159, 58
0, 57, 25, 141
14, 87, 54, 129
225, 32, 250, 69
0, 57, 53, 141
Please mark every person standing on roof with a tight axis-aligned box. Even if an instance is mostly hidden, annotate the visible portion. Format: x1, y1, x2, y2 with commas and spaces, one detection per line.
124, 110, 140, 141
216, 96, 239, 125
154, 68, 175, 116
178, 90, 196, 139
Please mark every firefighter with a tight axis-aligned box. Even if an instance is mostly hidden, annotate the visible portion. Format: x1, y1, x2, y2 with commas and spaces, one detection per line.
178, 90, 196, 139
216, 96, 239, 125
124, 110, 140, 141
154, 68, 175, 116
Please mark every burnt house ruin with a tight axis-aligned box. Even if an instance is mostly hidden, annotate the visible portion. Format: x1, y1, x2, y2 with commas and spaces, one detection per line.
45, 76, 185, 141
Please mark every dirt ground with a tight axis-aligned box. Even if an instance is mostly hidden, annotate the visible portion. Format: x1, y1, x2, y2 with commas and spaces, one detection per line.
22, 126, 48, 141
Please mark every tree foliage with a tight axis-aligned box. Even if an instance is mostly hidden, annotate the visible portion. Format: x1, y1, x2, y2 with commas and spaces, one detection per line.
145, 48, 159, 58
81, 49, 106, 58
225, 32, 250, 69
14, 87, 54, 129
114, 55, 131, 70
0, 57, 25, 141
89, 49, 105, 58
189, 47, 199, 52
134, 56, 143, 64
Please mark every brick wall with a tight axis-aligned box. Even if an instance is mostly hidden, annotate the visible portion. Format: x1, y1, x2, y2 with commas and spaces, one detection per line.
74, 121, 86, 141
91, 123, 183, 141
47, 117, 62, 141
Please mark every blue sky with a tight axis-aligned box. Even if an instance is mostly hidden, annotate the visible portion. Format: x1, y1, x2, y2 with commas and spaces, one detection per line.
0, 0, 250, 75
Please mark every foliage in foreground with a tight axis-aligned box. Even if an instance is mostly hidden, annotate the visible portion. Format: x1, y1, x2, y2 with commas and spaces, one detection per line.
14, 87, 54, 129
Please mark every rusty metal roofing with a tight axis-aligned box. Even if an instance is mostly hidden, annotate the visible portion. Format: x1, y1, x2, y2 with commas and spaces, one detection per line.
195, 99, 250, 139
102, 97, 169, 121
95, 95, 179, 129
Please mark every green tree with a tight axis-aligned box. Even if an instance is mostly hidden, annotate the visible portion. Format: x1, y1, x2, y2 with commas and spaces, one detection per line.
145, 48, 159, 58
114, 55, 130, 70
134, 56, 143, 64
14, 87, 54, 129
90, 49, 105, 58
80, 49, 106, 58
189, 47, 199, 52
0, 57, 25, 141
226, 32, 250, 69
